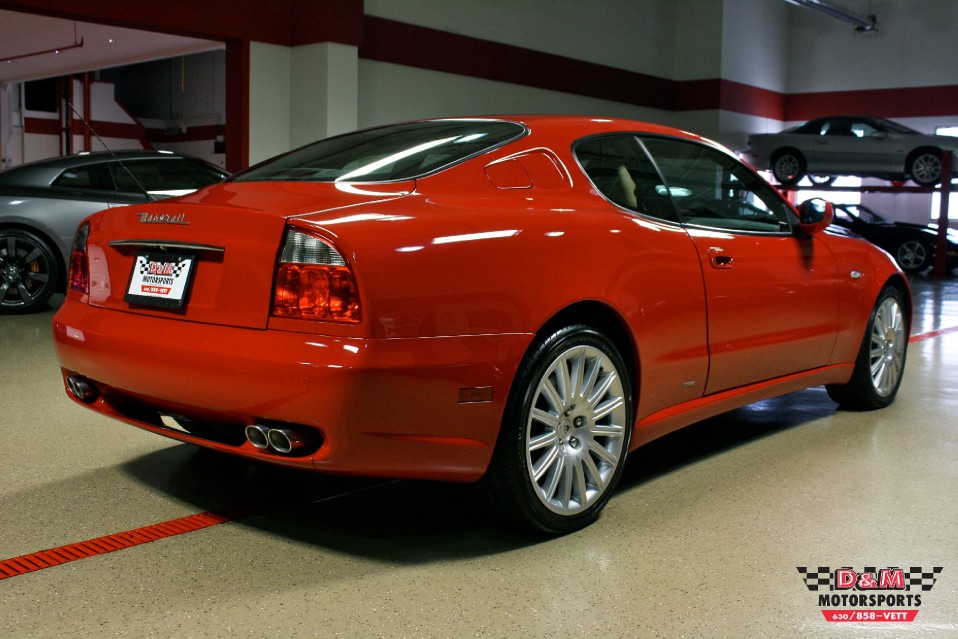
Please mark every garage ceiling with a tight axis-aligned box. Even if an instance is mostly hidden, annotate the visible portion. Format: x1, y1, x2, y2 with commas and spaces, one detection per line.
0, 10, 222, 85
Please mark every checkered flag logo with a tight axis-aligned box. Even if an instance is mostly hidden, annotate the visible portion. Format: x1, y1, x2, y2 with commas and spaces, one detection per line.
797, 566, 943, 592
906, 566, 943, 591
797, 566, 832, 591
136, 257, 188, 276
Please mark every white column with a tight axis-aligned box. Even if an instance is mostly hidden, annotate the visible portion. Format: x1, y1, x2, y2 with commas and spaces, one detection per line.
290, 42, 358, 147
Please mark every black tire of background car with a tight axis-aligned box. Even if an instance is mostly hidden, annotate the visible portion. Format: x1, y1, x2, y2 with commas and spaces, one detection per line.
483, 324, 633, 535
0, 228, 60, 314
826, 285, 908, 410
771, 149, 806, 185
894, 239, 932, 273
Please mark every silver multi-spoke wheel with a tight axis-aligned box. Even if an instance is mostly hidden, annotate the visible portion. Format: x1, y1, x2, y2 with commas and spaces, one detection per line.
772, 151, 804, 185
909, 151, 941, 186
826, 286, 908, 410
525, 344, 627, 516
486, 326, 632, 534
868, 296, 906, 398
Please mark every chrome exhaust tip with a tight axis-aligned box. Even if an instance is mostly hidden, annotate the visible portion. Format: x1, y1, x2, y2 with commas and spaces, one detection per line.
66, 375, 98, 403
267, 427, 309, 454
245, 424, 270, 449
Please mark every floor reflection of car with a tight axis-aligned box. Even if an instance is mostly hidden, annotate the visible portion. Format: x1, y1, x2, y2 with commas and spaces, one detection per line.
831, 203, 958, 273
747, 116, 958, 186
0, 150, 229, 313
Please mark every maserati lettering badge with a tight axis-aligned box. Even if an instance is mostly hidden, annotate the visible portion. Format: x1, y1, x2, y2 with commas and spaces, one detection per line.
137, 212, 189, 225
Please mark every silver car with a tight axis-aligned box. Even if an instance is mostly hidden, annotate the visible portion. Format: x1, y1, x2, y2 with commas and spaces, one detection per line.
747, 116, 958, 186
0, 151, 228, 313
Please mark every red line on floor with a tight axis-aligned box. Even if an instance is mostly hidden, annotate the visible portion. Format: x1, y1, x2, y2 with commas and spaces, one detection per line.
0, 481, 392, 581
910, 325, 958, 343
0, 502, 267, 581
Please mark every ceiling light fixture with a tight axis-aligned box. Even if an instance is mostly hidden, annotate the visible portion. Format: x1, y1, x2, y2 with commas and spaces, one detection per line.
784, 0, 878, 33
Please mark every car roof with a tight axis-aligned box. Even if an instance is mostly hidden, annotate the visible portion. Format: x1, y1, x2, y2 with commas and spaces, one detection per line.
1, 150, 189, 173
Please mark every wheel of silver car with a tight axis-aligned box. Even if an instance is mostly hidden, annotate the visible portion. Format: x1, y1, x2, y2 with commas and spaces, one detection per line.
826, 286, 908, 410
895, 239, 931, 273
908, 149, 942, 186
0, 229, 59, 314
485, 325, 632, 534
771, 150, 805, 185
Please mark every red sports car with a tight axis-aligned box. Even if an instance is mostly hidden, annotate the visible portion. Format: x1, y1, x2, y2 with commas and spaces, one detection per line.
53, 116, 910, 534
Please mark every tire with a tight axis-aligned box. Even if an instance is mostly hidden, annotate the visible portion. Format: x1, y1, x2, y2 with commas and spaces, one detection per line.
894, 239, 931, 273
826, 286, 908, 410
907, 149, 942, 186
484, 325, 633, 535
808, 174, 835, 187
0, 229, 59, 314
771, 150, 805, 185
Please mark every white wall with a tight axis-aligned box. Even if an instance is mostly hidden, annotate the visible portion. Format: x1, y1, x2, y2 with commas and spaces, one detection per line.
786, 0, 958, 93
357, 60, 678, 129
248, 42, 292, 165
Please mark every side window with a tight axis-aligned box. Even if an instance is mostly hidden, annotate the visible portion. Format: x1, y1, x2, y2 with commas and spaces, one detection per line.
52, 163, 115, 192
640, 137, 792, 233
574, 135, 677, 222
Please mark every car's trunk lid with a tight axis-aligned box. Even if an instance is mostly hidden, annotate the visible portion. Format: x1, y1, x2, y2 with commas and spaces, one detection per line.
85, 181, 413, 329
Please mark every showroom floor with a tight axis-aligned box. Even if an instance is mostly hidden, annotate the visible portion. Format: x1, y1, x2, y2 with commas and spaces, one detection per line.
2, 276, 957, 638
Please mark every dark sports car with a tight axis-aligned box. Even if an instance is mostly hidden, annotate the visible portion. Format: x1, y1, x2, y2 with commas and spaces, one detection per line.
832, 204, 958, 273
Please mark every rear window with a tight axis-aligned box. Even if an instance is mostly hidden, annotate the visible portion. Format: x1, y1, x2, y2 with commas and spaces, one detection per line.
232, 120, 526, 183
113, 158, 227, 193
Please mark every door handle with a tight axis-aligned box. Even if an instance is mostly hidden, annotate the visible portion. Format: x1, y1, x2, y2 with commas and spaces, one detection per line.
708, 247, 734, 269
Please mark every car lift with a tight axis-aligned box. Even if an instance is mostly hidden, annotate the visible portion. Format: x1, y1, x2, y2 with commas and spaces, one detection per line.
779, 152, 954, 279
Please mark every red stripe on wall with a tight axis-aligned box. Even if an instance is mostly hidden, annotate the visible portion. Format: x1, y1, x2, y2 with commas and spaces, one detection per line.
23, 117, 58, 135
360, 16, 676, 112
360, 17, 956, 123
787, 84, 958, 122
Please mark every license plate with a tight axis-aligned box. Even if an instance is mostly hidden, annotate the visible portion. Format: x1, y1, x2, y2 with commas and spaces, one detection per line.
124, 253, 197, 309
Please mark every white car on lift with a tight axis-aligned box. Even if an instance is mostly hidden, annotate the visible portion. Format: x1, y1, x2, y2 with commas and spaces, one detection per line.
747, 115, 958, 186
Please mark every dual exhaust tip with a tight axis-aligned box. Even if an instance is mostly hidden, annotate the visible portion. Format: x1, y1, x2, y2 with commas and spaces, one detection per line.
245, 424, 313, 455
66, 375, 98, 404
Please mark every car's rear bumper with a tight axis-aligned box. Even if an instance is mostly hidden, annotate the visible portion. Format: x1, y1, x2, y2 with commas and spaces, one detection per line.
53, 299, 531, 481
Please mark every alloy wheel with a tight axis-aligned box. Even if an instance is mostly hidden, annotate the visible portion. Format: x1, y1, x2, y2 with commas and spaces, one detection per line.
0, 231, 57, 313
868, 296, 906, 398
896, 240, 929, 272
525, 343, 628, 516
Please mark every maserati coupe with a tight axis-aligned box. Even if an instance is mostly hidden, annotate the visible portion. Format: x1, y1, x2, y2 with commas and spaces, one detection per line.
53, 116, 910, 534
747, 115, 958, 186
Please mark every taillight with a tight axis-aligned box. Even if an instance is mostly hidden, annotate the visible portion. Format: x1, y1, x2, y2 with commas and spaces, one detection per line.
68, 222, 90, 293
272, 228, 360, 323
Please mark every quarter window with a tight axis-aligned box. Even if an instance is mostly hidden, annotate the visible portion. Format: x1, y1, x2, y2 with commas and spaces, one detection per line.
574, 135, 677, 221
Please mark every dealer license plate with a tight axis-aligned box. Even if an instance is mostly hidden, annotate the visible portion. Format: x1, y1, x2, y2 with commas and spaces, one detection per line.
124, 253, 197, 309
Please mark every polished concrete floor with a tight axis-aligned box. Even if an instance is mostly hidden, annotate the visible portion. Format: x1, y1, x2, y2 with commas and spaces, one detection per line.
2, 277, 957, 638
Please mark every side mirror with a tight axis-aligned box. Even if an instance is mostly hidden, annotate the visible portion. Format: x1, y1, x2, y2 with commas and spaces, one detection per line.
797, 198, 834, 236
